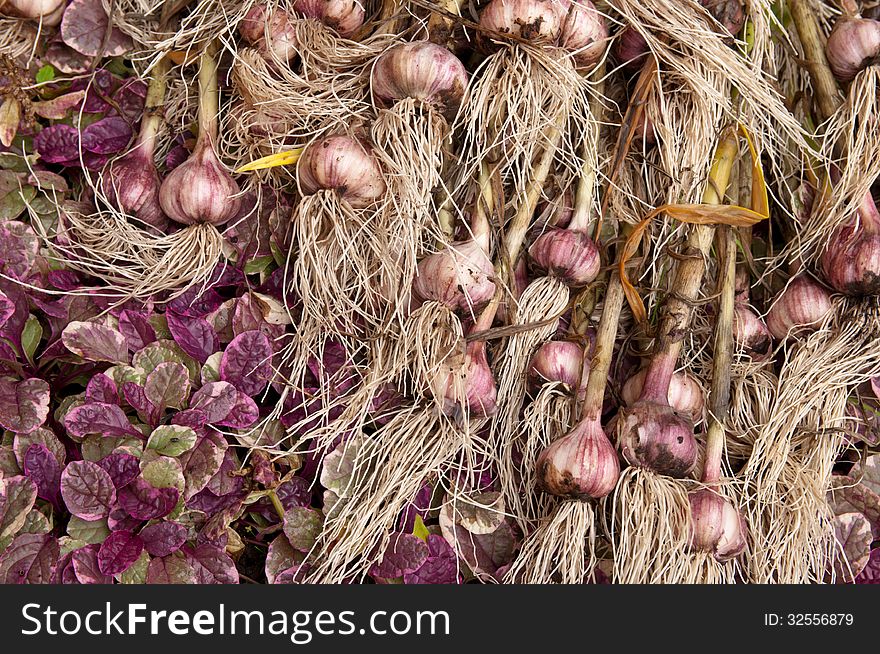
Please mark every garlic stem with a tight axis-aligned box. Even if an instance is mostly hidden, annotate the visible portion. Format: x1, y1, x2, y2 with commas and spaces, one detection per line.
197, 41, 220, 142
788, 0, 843, 123
580, 269, 625, 420
135, 56, 169, 156
471, 161, 494, 251
640, 129, 738, 404
569, 60, 605, 233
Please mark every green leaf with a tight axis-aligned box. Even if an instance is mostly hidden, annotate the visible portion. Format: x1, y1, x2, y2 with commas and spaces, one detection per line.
412, 514, 430, 542
35, 65, 55, 84
244, 255, 275, 276
118, 550, 150, 584
66, 516, 110, 544
146, 425, 197, 458
20, 315, 42, 365
144, 362, 190, 412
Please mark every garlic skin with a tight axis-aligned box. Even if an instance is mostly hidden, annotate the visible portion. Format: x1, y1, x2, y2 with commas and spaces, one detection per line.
765, 275, 833, 340
733, 303, 772, 360
825, 17, 880, 82
689, 489, 748, 562
297, 135, 387, 209
528, 340, 588, 390
239, 4, 298, 62
0, 0, 65, 19
480, 0, 571, 42
432, 341, 498, 418
102, 149, 167, 230
413, 240, 496, 312
159, 134, 241, 227
616, 401, 698, 478
371, 42, 469, 122
536, 418, 620, 499
620, 368, 704, 420
820, 195, 880, 296
560, 0, 608, 68
528, 228, 601, 286
613, 26, 649, 70
293, 0, 364, 37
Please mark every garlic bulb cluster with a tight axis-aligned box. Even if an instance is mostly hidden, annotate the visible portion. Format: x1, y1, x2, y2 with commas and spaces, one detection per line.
765, 275, 833, 340
159, 134, 241, 227
825, 16, 880, 82
536, 417, 620, 499
293, 0, 364, 37
528, 227, 601, 286
239, 4, 298, 62
480, 0, 607, 67
371, 41, 469, 122
616, 400, 698, 478
297, 135, 387, 208
688, 489, 748, 561
820, 194, 880, 296
413, 240, 496, 312
620, 368, 704, 420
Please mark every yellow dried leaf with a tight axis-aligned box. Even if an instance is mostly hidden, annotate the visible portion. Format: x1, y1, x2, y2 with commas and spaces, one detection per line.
235, 149, 303, 173
0, 96, 21, 148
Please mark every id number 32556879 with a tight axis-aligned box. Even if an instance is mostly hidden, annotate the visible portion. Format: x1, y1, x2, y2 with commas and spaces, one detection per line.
763, 614, 854, 627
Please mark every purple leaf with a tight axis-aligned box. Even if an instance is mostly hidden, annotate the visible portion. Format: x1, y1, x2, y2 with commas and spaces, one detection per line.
81, 116, 132, 154
276, 477, 312, 511
0, 291, 15, 327
167, 311, 218, 364
856, 548, 880, 584
98, 530, 144, 575
48, 270, 85, 291
110, 78, 146, 121
165, 286, 224, 318
118, 310, 156, 351
52, 552, 77, 584
220, 330, 272, 397
0, 476, 38, 541
107, 507, 142, 532
62, 320, 129, 363
22, 444, 61, 509
72, 544, 113, 584
266, 535, 299, 584
189, 381, 237, 423
13, 429, 64, 468
369, 532, 430, 579
0, 533, 59, 584
0, 223, 39, 283
139, 522, 187, 557
185, 544, 239, 584
146, 552, 196, 584
0, 377, 50, 434
833, 512, 872, 582
404, 535, 459, 585
60, 460, 117, 520
60, 0, 133, 57
122, 382, 160, 427
85, 374, 119, 405
64, 402, 140, 438
97, 452, 140, 489
171, 408, 208, 431
118, 477, 179, 520
45, 39, 93, 74
144, 361, 190, 412
34, 124, 80, 164
217, 392, 260, 429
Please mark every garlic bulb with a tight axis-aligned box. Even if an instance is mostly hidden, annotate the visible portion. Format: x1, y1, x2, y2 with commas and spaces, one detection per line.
689, 489, 748, 561
825, 16, 880, 82
733, 303, 772, 360
0, 0, 65, 19
294, 0, 365, 37
297, 135, 387, 209
560, 0, 608, 67
159, 134, 241, 227
620, 368, 704, 420
765, 275, 833, 340
239, 4, 298, 62
616, 401, 698, 478
536, 417, 620, 499
528, 227, 601, 286
820, 194, 880, 296
700, 0, 745, 37
102, 148, 167, 230
413, 240, 496, 312
480, 0, 571, 42
528, 340, 588, 390
613, 26, 649, 70
432, 341, 498, 418
371, 41, 469, 122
